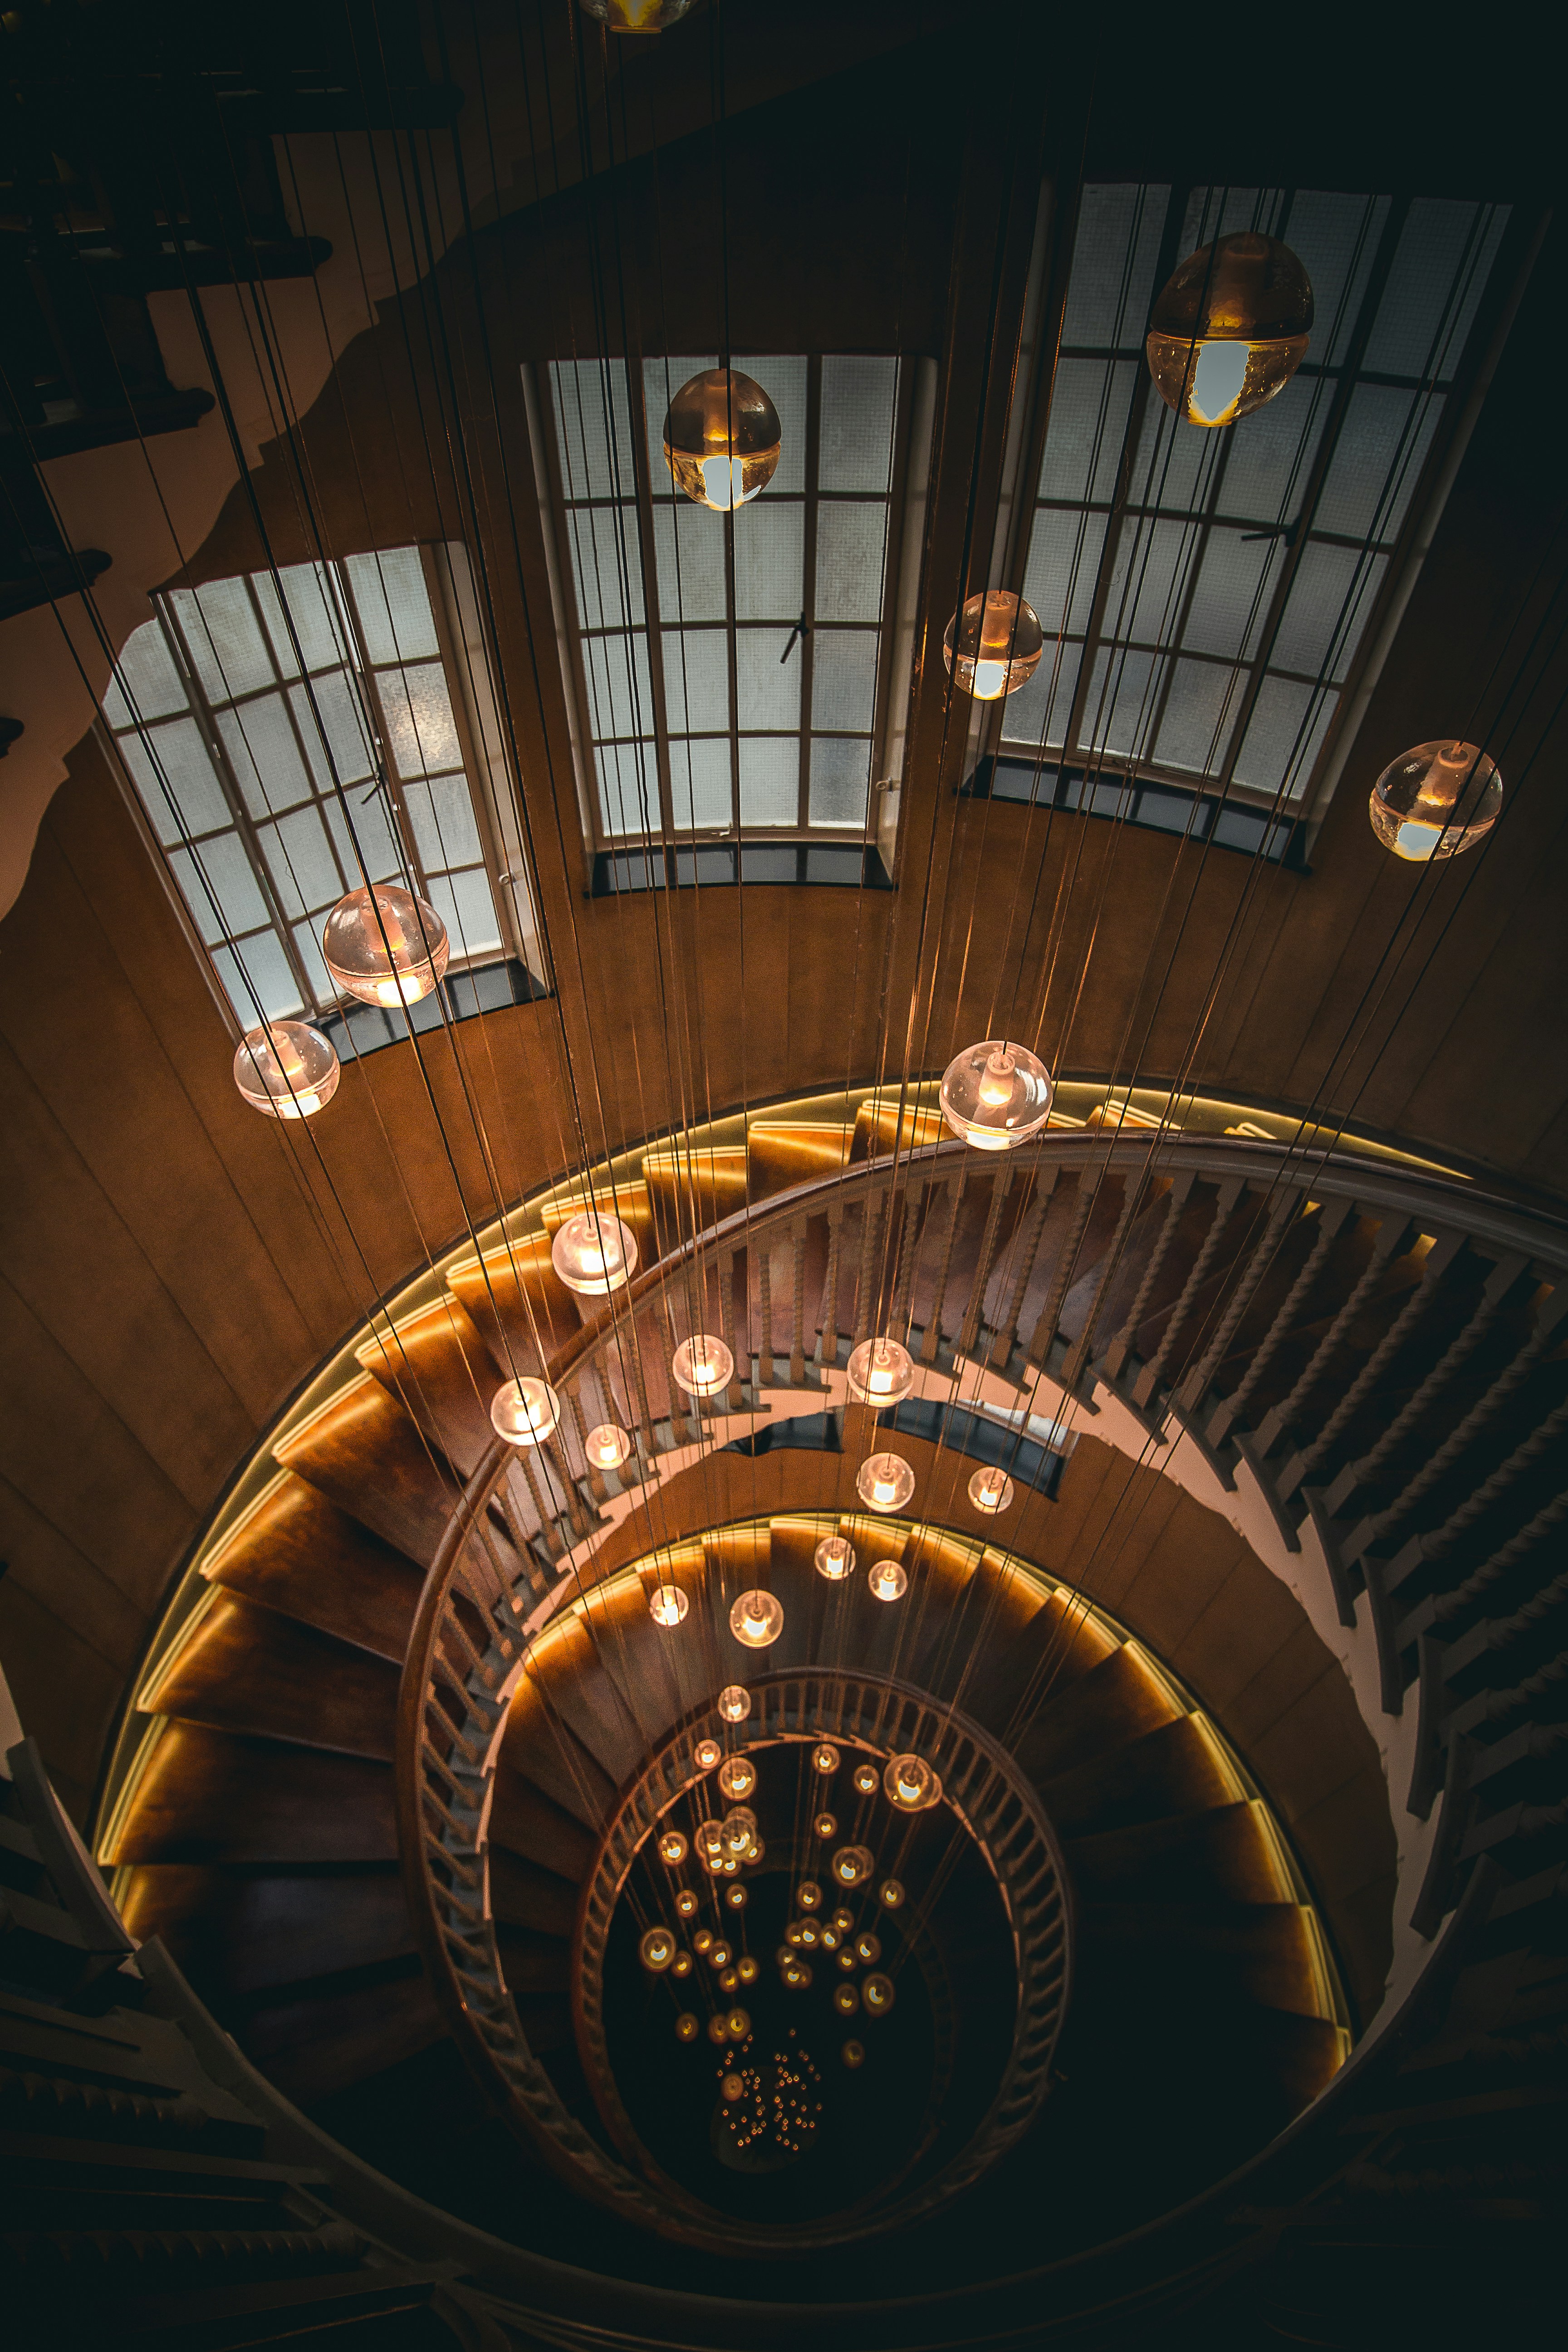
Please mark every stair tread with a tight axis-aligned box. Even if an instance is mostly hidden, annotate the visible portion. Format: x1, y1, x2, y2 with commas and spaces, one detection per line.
239, 1969, 446, 2103
118, 1868, 414, 1999
1064, 1801, 1292, 1902
356, 1297, 499, 1476
203, 1477, 423, 1664
142, 1594, 399, 1764
107, 1727, 397, 1868
274, 1378, 458, 1566
1015, 1642, 1183, 1781
1039, 1714, 1236, 1835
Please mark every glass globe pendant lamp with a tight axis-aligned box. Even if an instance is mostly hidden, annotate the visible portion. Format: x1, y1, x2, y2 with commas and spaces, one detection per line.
662, 368, 781, 512
671, 1333, 735, 1398
717, 1754, 757, 1802
694, 1738, 722, 1772
717, 1684, 751, 1723
730, 1588, 784, 1649
639, 1925, 677, 1972
857, 1452, 915, 1513
814, 1533, 856, 1581
551, 1210, 637, 1297
323, 882, 448, 1009
1147, 231, 1313, 429
584, 1422, 632, 1472
885, 1753, 941, 1812
490, 1377, 560, 1446
578, 0, 694, 29
233, 1019, 340, 1120
969, 1463, 1015, 1515
845, 1335, 915, 1408
940, 1038, 1054, 1151
868, 1557, 908, 1603
832, 1844, 875, 1888
942, 589, 1044, 701
657, 1828, 687, 1865
649, 1583, 688, 1627
1368, 739, 1502, 862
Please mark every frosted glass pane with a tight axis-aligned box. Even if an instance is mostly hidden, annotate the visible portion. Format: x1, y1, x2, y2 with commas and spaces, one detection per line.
1286, 191, 1389, 369
1024, 508, 1109, 638
552, 357, 638, 501
811, 631, 878, 733
1362, 198, 1508, 381
378, 662, 461, 778
670, 737, 733, 831
583, 632, 656, 741
997, 638, 1083, 750
1271, 546, 1387, 683
1062, 184, 1169, 349
596, 741, 660, 837
324, 783, 401, 886
1155, 660, 1244, 774
1214, 384, 1329, 527
809, 737, 871, 828
738, 735, 799, 827
1314, 384, 1443, 542
1080, 646, 1160, 760
735, 500, 804, 622
819, 357, 898, 491
291, 670, 376, 787
171, 832, 271, 945
650, 500, 726, 624
734, 354, 807, 496
1181, 529, 1280, 661
735, 628, 801, 730
1232, 676, 1337, 799
218, 694, 313, 818
119, 718, 230, 843
253, 563, 352, 680
813, 503, 887, 622
428, 866, 502, 959
564, 503, 645, 632
259, 805, 344, 920
106, 619, 188, 727
1103, 517, 1202, 647
214, 933, 303, 1024
402, 774, 484, 875
346, 548, 437, 664
172, 578, 274, 701
663, 630, 731, 735
1038, 359, 1137, 506
1130, 391, 1224, 516
290, 921, 337, 1004
642, 354, 717, 485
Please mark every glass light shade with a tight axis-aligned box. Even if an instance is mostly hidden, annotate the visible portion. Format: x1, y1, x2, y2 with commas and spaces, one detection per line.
717, 1754, 757, 1801
853, 1762, 878, 1796
814, 1533, 857, 1581
676, 2012, 699, 2042
969, 1464, 1015, 1515
662, 368, 782, 511
584, 1421, 633, 1471
707, 1940, 733, 1971
943, 589, 1044, 701
672, 1951, 692, 1977
879, 1878, 905, 1910
1369, 739, 1502, 862
694, 1739, 722, 1772
862, 1971, 896, 2017
717, 1684, 751, 1723
737, 1954, 758, 1982
721, 2069, 744, 2102
578, 0, 694, 30
814, 1813, 838, 1841
730, 1588, 784, 1648
676, 1888, 697, 1918
820, 1926, 840, 1951
649, 1583, 689, 1627
657, 1828, 688, 1865
782, 1959, 812, 1989
842, 2038, 865, 2068
885, 1753, 941, 1812
233, 1020, 340, 1120
725, 1883, 748, 1911
833, 1844, 874, 1887
812, 1742, 840, 1774
706, 2012, 730, 2044
551, 1210, 637, 1297
322, 883, 448, 1009
868, 1558, 909, 1602
857, 1452, 915, 1513
490, 1377, 560, 1447
940, 1039, 1054, 1151
855, 1931, 882, 1966
639, 1926, 676, 1972
721, 1969, 738, 1992
845, 1334, 916, 1408
834, 1983, 859, 2015
832, 1907, 854, 1934
725, 2007, 750, 2042
671, 1333, 735, 1397
1147, 232, 1313, 428
693, 1928, 714, 1953
721, 1807, 758, 1857
797, 1880, 823, 1912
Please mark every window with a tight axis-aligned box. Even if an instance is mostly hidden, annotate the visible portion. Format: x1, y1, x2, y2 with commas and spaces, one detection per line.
103, 545, 539, 1029
1003, 184, 1512, 815
539, 353, 907, 848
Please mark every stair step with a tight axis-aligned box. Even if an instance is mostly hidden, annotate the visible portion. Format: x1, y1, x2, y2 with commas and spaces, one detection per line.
140, 1595, 400, 1764
1064, 1800, 1294, 1903
488, 1768, 597, 1885
1018, 1642, 1183, 1781
274, 1378, 458, 1566
498, 1679, 619, 1834
641, 1145, 747, 1255
488, 1848, 579, 1940
1039, 1714, 1237, 1836
118, 1869, 414, 1998
202, 1478, 423, 1665
1078, 1899, 1330, 2017
445, 1234, 585, 1372
106, 1729, 397, 1868
238, 1970, 447, 2103
356, 1296, 500, 1475
747, 1121, 852, 1203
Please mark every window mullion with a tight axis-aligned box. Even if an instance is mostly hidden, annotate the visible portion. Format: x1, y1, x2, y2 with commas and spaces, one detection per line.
797, 353, 822, 833
623, 357, 676, 842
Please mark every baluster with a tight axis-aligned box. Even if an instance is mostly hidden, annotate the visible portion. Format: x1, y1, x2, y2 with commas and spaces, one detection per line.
1413, 1486, 1568, 1642
1390, 1391, 1568, 1586
756, 1240, 776, 1384
891, 1181, 921, 1338
627, 1309, 657, 1455
1280, 1232, 1464, 1499
1026, 1168, 1097, 1369
1176, 1186, 1299, 1411
959, 1166, 1011, 1360
1208, 1195, 1354, 1444
1062, 1166, 1151, 1392
1101, 1172, 1192, 1382
544, 1435, 592, 1540
469, 1519, 526, 1631
1132, 1176, 1245, 1407
790, 1217, 808, 1385
719, 1247, 743, 1409
514, 1439, 560, 1555
818, 1202, 844, 1372
854, 1187, 884, 1347
493, 1469, 539, 1592
921, 1176, 966, 1367
989, 1161, 1060, 1370
1252, 1212, 1414, 1458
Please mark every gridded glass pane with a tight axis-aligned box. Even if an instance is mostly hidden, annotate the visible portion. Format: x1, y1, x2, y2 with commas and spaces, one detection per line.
213, 932, 304, 1024
118, 718, 230, 843
377, 663, 462, 778
663, 630, 731, 734
1061, 183, 1169, 349
1362, 198, 1509, 382
595, 740, 659, 836
170, 832, 272, 945
735, 500, 805, 622
254, 563, 352, 680
259, 804, 345, 921
1080, 645, 1160, 760
1155, 659, 1244, 774
735, 354, 808, 496
650, 500, 726, 624
1313, 383, 1444, 542
1130, 392, 1224, 516
1270, 545, 1387, 683
819, 358, 898, 491
1180, 185, 1275, 251
217, 696, 313, 818
811, 630, 878, 733
290, 920, 336, 1005
427, 867, 503, 959
346, 548, 439, 665
583, 632, 656, 741
553, 358, 639, 501
738, 735, 799, 827
735, 628, 802, 730
1181, 529, 1281, 661
813, 503, 886, 622
105, 620, 188, 728
642, 355, 717, 485
171, 577, 274, 701
997, 637, 1083, 750
1104, 517, 1203, 647
1214, 382, 1330, 526
1038, 360, 1138, 506
808, 736, 871, 828
670, 736, 733, 831
1024, 508, 1109, 638
1286, 191, 1390, 370
291, 671, 376, 788
402, 774, 484, 875
1232, 675, 1337, 799
564, 504, 646, 632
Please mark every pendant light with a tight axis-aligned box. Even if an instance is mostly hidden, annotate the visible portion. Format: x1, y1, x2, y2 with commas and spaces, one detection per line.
940, 1039, 1054, 1151
813, 1533, 857, 1581
584, 1422, 632, 1471
649, 1584, 689, 1627
868, 1558, 908, 1602
857, 1452, 915, 1512
730, 1589, 784, 1648
671, 1333, 735, 1397
551, 1210, 637, 1295
322, 882, 448, 1009
845, 1335, 915, 1407
489, 1377, 561, 1446
1368, 739, 1502, 862
943, 589, 1043, 701
578, 0, 693, 26
232, 1019, 340, 1119
717, 1684, 752, 1722
884, 1753, 941, 1811
969, 1463, 1015, 1515
1147, 231, 1313, 429
662, 368, 782, 511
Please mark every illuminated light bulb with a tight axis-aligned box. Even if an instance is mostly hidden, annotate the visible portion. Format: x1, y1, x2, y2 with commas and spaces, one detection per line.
717, 1754, 757, 1802
725, 1883, 747, 1912
797, 1880, 823, 1913
649, 1583, 689, 1628
584, 1421, 633, 1472
671, 1332, 735, 1397
868, 1557, 909, 1602
730, 1589, 784, 1649
676, 2013, 699, 2042
737, 1955, 758, 1984
639, 1926, 676, 1972
1146, 231, 1313, 429
489, 1377, 561, 1447
842, 2038, 865, 2069
855, 1931, 882, 1966
658, 1828, 688, 1866
720, 1807, 758, 1859
814, 1534, 856, 1582
879, 1879, 905, 1910
782, 1960, 812, 1990
708, 1940, 733, 1972
853, 1762, 878, 1797
833, 1845, 874, 1888
694, 1739, 722, 1771
706, 2013, 730, 2045
1369, 739, 1502, 862
671, 1950, 693, 1978
550, 1209, 637, 1297
693, 1927, 714, 1954
942, 589, 1044, 701
323, 883, 448, 1009
940, 1039, 1054, 1151
857, 1452, 915, 1513
662, 368, 782, 512
821, 1926, 840, 1951
676, 1888, 697, 1919
814, 1813, 838, 1841
845, 1335, 915, 1408
834, 1983, 859, 2015
885, 1753, 941, 1812
725, 2008, 751, 2041
862, 1971, 896, 2017
777, 1942, 795, 1965
812, 1743, 840, 1775
717, 1684, 751, 1723
831, 1909, 854, 1936
233, 1019, 340, 1120
969, 1463, 1015, 1515
578, 0, 693, 25
721, 2069, 745, 2101
796, 1919, 820, 1949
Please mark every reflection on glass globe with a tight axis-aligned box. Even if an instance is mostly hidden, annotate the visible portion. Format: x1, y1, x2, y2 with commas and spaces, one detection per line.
662, 368, 782, 511
639, 1926, 676, 1972
831, 1908, 854, 1934
1147, 232, 1313, 428
323, 883, 448, 1009
584, 1421, 633, 1471
578, 0, 694, 34
814, 1813, 838, 1840
649, 1583, 688, 1628
551, 1210, 637, 1297
943, 589, 1044, 701
853, 1762, 879, 1796
879, 1878, 905, 1910
676, 2012, 699, 2042
694, 1739, 722, 1772
885, 1753, 941, 1812
717, 1683, 752, 1723
658, 1828, 688, 1866
812, 1743, 840, 1774
814, 1533, 856, 1582
730, 1588, 784, 1648
676, 1888, 697, 1918
863, 1971, 896, 2017
857, 1452, 916, 1513
1369, 739, 1502, 862
845, 1334, 916, 1408
671, 1333, 735, 1397
855, 1931, 882, 1966
490, 1377, 561, 1447
940, 1039, 1054, 1151
797, 1880, 823, 1912
833, 1844, 874, 1887
717, 1754, 757, 1801
969, 1463, 1015, 1515
834, 1983, 859, 2015
821, 1926, 840, 1951
842, 2038, 865, 2068
868, 1558, 909, 1602
233, 1020, 340, 1120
